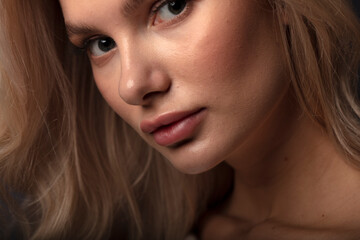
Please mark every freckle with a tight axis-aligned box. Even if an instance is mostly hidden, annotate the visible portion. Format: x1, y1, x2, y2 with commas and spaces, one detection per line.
284, 157, 289, 162
322, 214, 325, 217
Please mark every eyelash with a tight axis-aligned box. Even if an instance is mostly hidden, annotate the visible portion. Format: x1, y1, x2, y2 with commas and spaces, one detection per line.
75, 0, 193, 54
75, 36, 100, 53
152, 0, 169, 12
150, 0, 192, 25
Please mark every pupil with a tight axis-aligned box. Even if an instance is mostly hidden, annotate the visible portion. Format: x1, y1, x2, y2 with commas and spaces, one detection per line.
168, 0, 187, 15
99, 38, 114, 52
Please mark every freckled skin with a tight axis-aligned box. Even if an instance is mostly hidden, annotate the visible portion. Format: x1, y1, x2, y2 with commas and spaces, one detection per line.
60, 0, 288, 173
60, 0, 360, 238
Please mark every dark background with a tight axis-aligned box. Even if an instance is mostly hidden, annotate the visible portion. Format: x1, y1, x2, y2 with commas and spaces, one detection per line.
353, 0, 360, 14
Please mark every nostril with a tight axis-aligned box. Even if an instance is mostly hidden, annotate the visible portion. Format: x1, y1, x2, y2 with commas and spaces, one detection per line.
142, 82, 171, 102
143, 91, 163, 101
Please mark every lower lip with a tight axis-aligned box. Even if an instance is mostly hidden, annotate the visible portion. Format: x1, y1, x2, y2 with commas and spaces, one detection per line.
152, 109, 206, 147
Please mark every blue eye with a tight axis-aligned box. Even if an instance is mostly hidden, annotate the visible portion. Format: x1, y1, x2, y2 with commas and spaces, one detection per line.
154, 0, 188, 25
88, 37, 116, 57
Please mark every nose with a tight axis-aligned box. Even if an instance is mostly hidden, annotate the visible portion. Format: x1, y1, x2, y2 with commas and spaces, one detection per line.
118, 37, 171, 106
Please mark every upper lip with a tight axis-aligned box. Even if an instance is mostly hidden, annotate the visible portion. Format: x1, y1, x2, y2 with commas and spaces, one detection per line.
140, 108, 204, 134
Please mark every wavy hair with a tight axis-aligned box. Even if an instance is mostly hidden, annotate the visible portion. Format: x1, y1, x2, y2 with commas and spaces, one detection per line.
0, 0, 359, 239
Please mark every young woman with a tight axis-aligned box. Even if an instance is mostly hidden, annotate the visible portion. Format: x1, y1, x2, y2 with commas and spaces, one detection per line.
0, 0, 359, 239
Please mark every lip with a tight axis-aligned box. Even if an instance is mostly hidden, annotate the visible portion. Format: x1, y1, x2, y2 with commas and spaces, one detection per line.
140, 108, 206, 146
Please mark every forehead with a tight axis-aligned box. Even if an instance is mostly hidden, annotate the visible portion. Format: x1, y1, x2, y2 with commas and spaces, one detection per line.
59, 0, 145, 25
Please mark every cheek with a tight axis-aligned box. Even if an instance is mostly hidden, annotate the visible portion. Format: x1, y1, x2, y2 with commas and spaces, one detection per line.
92, 59, 119, 109
167, 1, 270, 93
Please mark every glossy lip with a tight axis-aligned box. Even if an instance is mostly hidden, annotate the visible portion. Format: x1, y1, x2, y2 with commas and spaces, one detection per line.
140, 108, 206, 146
140, 108, 204, 134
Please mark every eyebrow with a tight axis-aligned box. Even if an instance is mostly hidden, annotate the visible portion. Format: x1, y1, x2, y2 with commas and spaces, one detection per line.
122, 0, 146, 17
65, 23, 100, 38
65, 0, 146, 38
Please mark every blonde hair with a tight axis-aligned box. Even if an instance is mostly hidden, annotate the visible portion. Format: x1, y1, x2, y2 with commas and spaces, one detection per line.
0, 0, 359, 239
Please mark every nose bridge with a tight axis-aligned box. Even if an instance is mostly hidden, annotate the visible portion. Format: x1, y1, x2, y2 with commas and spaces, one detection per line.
117, 35, 170, 105
118, 36, 146, 102
120, 36, 143, 81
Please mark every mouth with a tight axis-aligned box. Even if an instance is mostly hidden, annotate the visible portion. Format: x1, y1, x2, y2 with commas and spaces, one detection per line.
140, 108, 207, 147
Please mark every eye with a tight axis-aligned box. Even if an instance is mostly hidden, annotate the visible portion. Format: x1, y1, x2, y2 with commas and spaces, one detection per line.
88, 37, 116, 57
153, 0, 189, 25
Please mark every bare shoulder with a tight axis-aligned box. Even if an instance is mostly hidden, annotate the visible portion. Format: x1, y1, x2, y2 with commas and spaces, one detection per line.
247, 221, 360, 240
199, 213, 360, 240
198, 212, 251, 240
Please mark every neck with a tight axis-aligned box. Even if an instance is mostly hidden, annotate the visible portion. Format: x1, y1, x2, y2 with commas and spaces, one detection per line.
223, 91, 360, 229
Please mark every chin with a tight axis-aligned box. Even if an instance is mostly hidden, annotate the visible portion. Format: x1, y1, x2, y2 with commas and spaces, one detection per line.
157, 144, 227, 175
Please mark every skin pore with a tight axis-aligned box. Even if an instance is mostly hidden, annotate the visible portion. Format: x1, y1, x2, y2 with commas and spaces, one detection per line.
59, 0, 360, 239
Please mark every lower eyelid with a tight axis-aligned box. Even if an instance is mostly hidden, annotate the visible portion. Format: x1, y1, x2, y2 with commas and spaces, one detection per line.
88, 48, 117, 67
88, 1, 194, 61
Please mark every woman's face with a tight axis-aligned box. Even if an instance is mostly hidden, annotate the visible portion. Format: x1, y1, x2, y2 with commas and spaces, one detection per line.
60, 0, 288, 174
